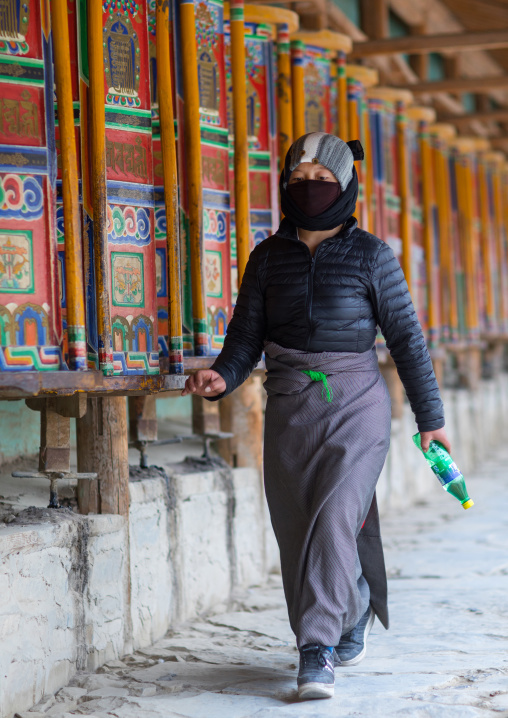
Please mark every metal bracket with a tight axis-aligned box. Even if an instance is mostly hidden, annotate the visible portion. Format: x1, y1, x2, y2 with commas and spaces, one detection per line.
12, 471, 97, 509
128, 432, 234, 468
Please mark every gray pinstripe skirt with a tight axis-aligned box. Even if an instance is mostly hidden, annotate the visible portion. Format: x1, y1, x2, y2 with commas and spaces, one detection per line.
263, 341, 391, 648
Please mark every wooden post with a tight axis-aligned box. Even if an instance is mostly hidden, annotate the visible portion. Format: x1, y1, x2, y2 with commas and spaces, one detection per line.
218, 375, 263, 477
192, 395, 220, 436
180, 0, 207, 354
348, 79, 362, 222
129, 396, 158, 444
230, 0, 251, 284
76, 397, 129, 516
51, 0, 86, 370
336, 51, 349, 140
346, 65, 378, 232
39, 404, 71, 474
277, 23, 293, 174
76, 395, 132, 653
397, 101, 412, 294
409, 23, 429, 80
156, 0, 184, 374
362, 95, 374, 233
360, 0, 388, 40
290, 39, 306, 139
87, 0, 113, 375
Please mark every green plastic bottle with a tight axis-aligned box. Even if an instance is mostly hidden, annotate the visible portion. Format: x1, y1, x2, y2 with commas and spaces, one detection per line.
412, 433, 474, 510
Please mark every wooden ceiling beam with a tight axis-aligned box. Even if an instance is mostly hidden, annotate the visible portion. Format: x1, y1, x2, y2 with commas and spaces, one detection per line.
391, 75, 508, 94
438, 109, 508, 125
351, 30, 508, 58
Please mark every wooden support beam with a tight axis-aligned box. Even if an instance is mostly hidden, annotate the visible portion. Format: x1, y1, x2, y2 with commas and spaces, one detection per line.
360, 0, 388, 40
230, 0, 251, 284
351, 30, 508, 58
291, 39, 306, 140
438, 109, 508, 126
192, 395, 220, 436
391, 75, 508, 95
156, 0, 184, 374
39, 404, 71, 474
409, 23, 428, 81
180, 0, 207, 354
129, 396, 158, 445
88, 0, 113, 375
51, 0, 86, 370
277, 24, 294, 174
76, 397, 129, 516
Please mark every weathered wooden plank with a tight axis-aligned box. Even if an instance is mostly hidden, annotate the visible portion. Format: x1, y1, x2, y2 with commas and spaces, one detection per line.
76, 397, 129, 516
351, 30, 508, 58
392, 75, 508, 95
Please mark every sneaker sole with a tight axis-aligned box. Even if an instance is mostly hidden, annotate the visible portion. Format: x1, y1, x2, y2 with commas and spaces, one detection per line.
338, 607, 376, 667
298, 682, 335, 700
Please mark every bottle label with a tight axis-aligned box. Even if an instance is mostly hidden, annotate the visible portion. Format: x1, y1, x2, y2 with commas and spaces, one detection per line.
431, 461, 461, 485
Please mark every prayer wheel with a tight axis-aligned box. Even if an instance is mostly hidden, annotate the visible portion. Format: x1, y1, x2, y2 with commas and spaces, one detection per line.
224, 4, 299, 299
448, 137, 484, 342
147, 0, 183, 373
485, 152, 508, 335
406, 106, 438, 344
0, 0, 65, 371
345, 65, 378, 234
173, 0, 231, 356
365, 88, 414, 290
428, 123, 459, 344
289, 30, 352, 139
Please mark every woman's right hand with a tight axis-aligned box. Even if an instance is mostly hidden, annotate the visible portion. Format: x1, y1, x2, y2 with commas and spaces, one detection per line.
181, 369, 226, 397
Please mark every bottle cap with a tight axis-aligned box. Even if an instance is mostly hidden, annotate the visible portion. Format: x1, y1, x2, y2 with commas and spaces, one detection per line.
462, 499, 474, 510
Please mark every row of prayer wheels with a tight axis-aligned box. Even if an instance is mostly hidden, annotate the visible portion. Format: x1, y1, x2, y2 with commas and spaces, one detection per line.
0, 0, 507, 381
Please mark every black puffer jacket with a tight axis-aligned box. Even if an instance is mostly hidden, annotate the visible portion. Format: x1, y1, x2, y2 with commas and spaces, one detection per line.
211, 217, 444, 432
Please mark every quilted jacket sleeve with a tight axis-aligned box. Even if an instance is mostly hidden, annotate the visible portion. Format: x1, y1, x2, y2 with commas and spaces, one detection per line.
207, 246, 266, 399
369, 241, 445, 432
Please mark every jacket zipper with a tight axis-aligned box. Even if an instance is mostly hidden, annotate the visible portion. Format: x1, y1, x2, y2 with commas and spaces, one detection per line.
305, 254, 315, 351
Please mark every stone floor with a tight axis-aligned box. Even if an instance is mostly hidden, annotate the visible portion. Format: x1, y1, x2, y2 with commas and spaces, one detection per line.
19, 447, 508, 718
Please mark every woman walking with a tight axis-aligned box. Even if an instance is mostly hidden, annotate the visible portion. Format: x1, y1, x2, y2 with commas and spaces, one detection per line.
182, 132, 450, 700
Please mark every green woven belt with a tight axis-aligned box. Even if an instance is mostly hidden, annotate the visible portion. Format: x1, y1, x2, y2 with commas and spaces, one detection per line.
301, 370, 333, 403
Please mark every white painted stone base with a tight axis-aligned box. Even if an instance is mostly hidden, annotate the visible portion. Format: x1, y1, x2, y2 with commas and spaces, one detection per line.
2, 373, 508, 717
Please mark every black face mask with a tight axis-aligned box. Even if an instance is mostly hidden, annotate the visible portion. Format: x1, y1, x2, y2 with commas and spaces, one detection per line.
280, 166, 359, 231
286, 180, 341, 217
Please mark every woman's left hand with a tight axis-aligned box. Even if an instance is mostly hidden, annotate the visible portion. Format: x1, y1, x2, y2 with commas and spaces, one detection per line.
420, 427, 451, 453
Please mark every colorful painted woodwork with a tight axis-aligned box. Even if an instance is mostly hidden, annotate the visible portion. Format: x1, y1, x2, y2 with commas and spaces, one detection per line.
289, 30, 351, 140
345, 65, 377, 233
0, 0, 64, 371
55, 1, 159, 375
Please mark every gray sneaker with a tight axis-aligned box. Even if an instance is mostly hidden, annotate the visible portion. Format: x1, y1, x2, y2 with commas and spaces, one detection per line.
334, 605, 375, 666
297, 644, 335, 700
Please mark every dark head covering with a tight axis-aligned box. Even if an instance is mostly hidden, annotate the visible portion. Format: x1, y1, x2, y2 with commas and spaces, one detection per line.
280, 132, 363, 231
